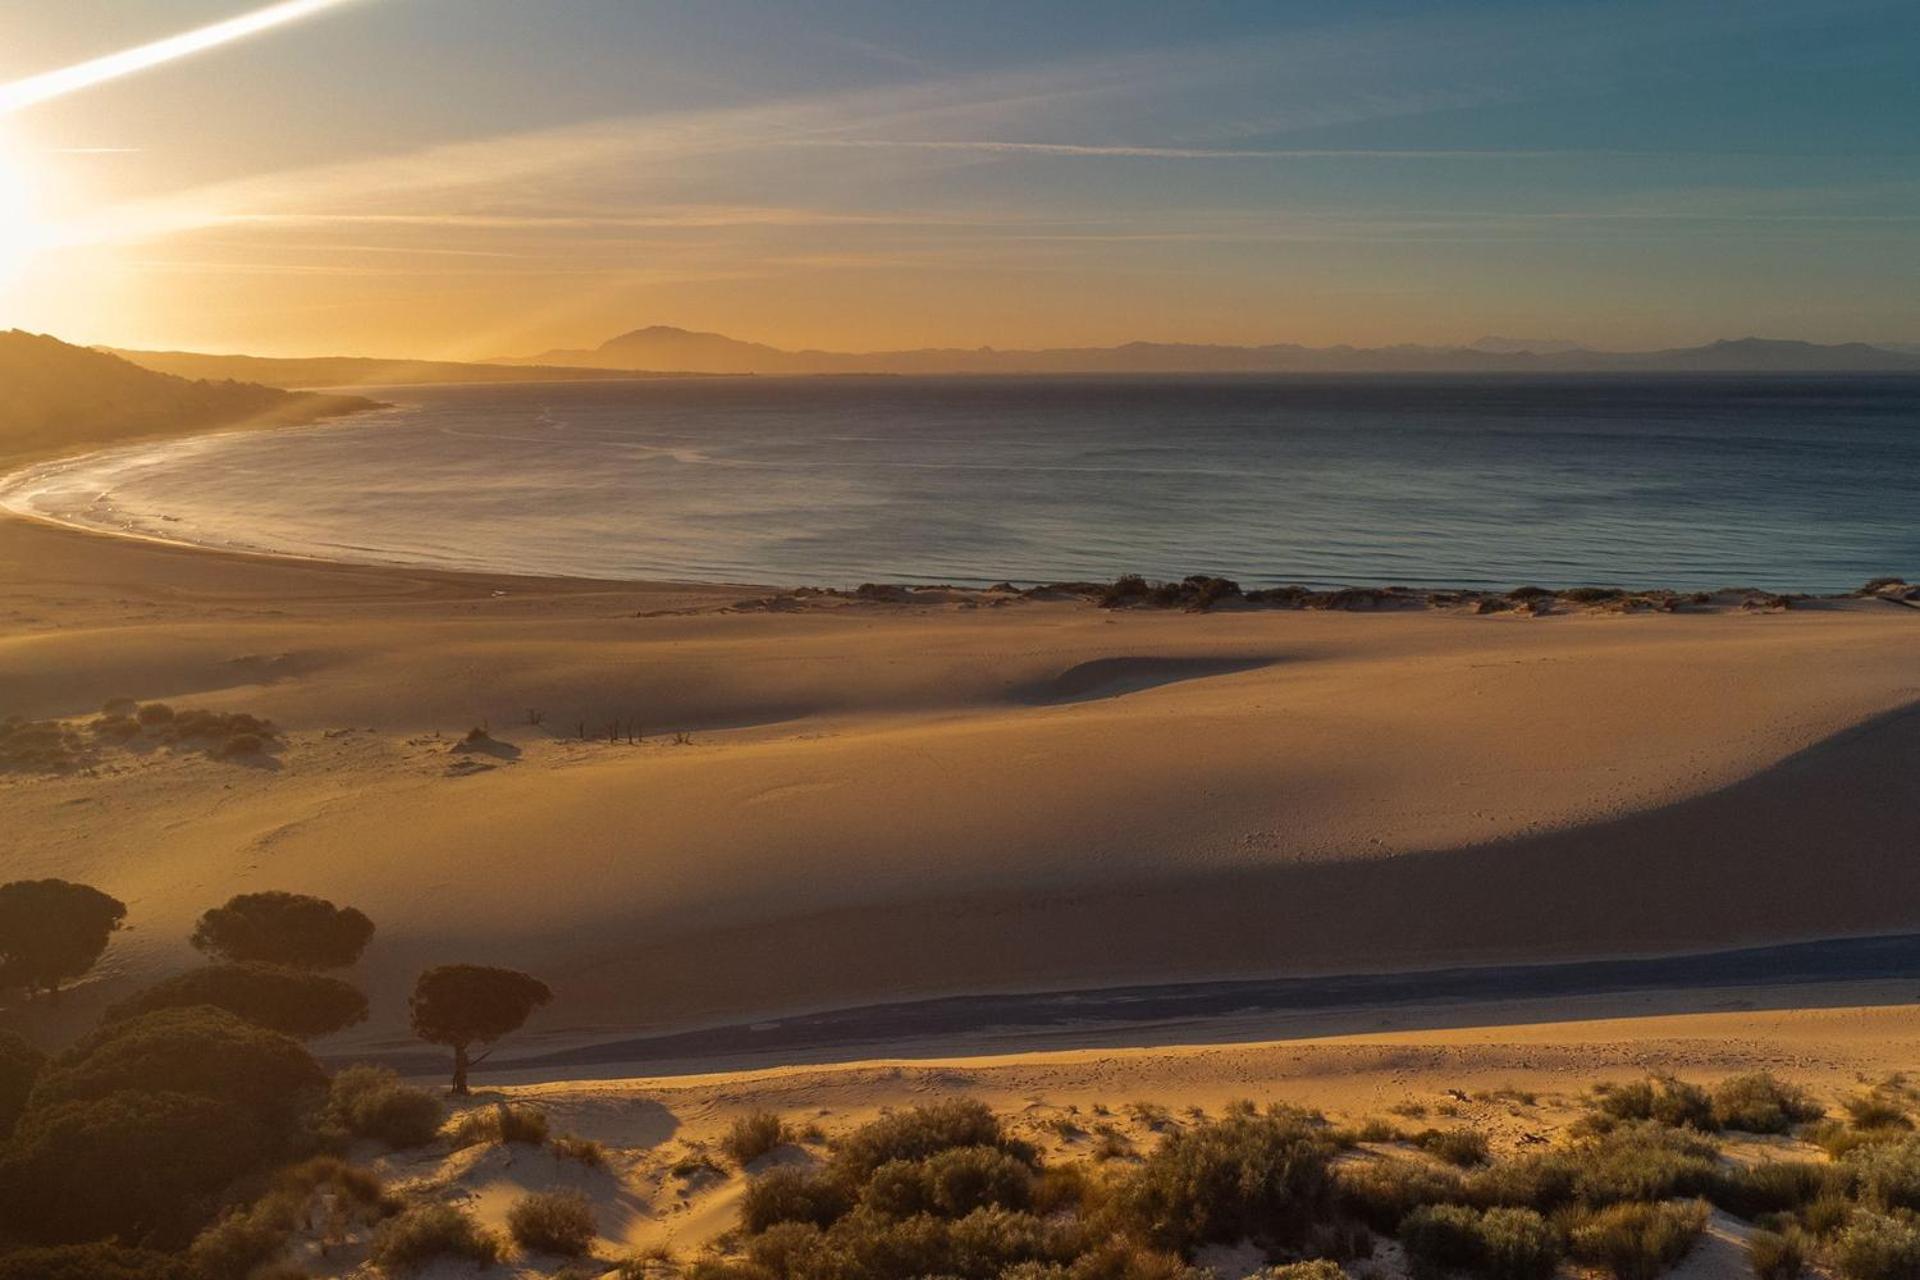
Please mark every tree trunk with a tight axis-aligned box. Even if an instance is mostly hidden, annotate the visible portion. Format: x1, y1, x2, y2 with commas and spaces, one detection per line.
451, 1042, 470, 1095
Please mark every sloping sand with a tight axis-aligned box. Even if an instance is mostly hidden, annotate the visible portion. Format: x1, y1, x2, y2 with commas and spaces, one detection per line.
1, 512, 1917, 1055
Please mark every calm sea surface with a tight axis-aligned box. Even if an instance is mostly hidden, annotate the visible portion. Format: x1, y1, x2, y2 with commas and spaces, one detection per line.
5, 375, 1917, 592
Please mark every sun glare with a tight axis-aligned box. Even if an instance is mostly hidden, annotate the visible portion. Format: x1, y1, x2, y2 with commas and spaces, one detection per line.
0, 135, 46, 295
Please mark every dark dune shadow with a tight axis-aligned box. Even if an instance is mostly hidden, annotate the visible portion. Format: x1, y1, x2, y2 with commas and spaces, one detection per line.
458, 698, 1920, 1074
1015, 655, 1277, 705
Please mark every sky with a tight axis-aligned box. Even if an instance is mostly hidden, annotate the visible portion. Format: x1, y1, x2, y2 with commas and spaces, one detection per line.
0, 0, 1916, 359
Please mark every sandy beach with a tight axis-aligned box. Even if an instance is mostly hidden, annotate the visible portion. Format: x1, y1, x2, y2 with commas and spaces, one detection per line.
2, 506, 1916, 1064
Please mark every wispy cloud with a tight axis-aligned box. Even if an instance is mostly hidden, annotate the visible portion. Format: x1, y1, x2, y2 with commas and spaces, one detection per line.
791, 139, 1572, 160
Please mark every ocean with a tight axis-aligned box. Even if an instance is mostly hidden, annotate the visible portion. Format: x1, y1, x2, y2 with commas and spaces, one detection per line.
5, 375, 1917, 593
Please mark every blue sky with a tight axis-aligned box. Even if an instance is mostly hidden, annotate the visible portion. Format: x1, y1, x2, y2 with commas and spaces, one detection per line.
0, 0, 1915, 356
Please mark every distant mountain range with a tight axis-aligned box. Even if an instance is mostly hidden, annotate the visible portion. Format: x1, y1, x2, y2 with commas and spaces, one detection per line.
504, 326, 1920, 375
0, 331, 376, 462
106, 347, 712, 391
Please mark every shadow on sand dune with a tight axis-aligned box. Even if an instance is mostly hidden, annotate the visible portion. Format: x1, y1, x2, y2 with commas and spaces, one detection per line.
477, 698, 1920, 1073
1014, 655, 1277, 705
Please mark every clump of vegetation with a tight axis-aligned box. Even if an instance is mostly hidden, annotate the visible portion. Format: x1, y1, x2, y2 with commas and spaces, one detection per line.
0, 878, 127, 1000
1844, 1094, 1913, 1133
1712, 1072, 1825, 1133
1413, 1126, 1491, 1167
0, 716, 94, 771
90, 703, 280, 760
1587, 1075, 1716, 1131
28, 1006, 327, 1126
1338, 1155, 1468, 1231
1095, 573, 1244, 611
722, 1109, 793, 1164
448, 1101, 550, 1148
508, 1189, 597, 1256
1836, 1209, 1920, 1280
190, 891, 374, 969
1261, 1261, 1346, 1280
0, 1244, 193, 1280
1847, 1136, 1920, 1212
0, 1088, 279, 1248
1707, 1159, 1847, 1219
105, 962, 368, 1039
1750, 1225, 1814, 1280
832, 1098, 1034, 1183
1110, 1105, 1335, 1253
1401, 1203, 1561, 1280
863, 1145, 1035, 1218
1567, 1199, 1708, 1280
741, 1166, 857, 1233
369, 1203, 501, 1275
325, 1063, 446, 1148
187, 1157, 396, 1280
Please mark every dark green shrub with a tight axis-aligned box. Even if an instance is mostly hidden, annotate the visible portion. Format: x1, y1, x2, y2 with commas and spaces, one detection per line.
0, 1089, 273, 1246
1414, 1127, 1491, 1167
508, 1189, 597, 1256
1835, 1210, 1920, 1280
1846, 1095, 1913, 1133
1567, 1199, 1708, 1280
1111, 1106, 1334, 1252
326, 1063, 445, 1148
1749, 1226, 1812, 1280
0, 1028, 45, 1138
1339, 1156, 1469, 1230
1400, 1204, 1561, 1280
370, 1203, 501, 1274
1476, 1206, 1563, 1280
745, 1221, 829, 1274
832, 1098, 1032, 1183
1850, 1138, 1920, 1212
30, 1006, 326, 1127
188, 1205, 291, 1280
1711, 1074, 1823, 1134
1566, 1123, 1720, 1207
741, 1165, 856, 1232
1400, 1203, 1485, 1277
1708, 1160, 1848, 1219
722, 1109, 790, 1164
190, 891, 373, 969
0, 1245, 190, 1280
1468, 1150, 1580, 1213
1589, 1077, 1715, 1132
863, 1145, 1036, 1219
106, 963, 368, 1038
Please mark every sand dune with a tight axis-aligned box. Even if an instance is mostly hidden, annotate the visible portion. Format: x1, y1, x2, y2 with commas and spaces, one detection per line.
1, 513, 1917, 1059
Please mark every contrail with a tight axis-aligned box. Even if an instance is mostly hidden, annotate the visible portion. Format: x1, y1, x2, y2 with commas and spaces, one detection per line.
0, 0, 361, 116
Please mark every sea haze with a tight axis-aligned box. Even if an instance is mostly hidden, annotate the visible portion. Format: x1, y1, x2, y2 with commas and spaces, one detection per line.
5, 375, 1917, 593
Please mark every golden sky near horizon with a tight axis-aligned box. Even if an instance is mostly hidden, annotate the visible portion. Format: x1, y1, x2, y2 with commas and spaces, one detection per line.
0, 0, 1915, 359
